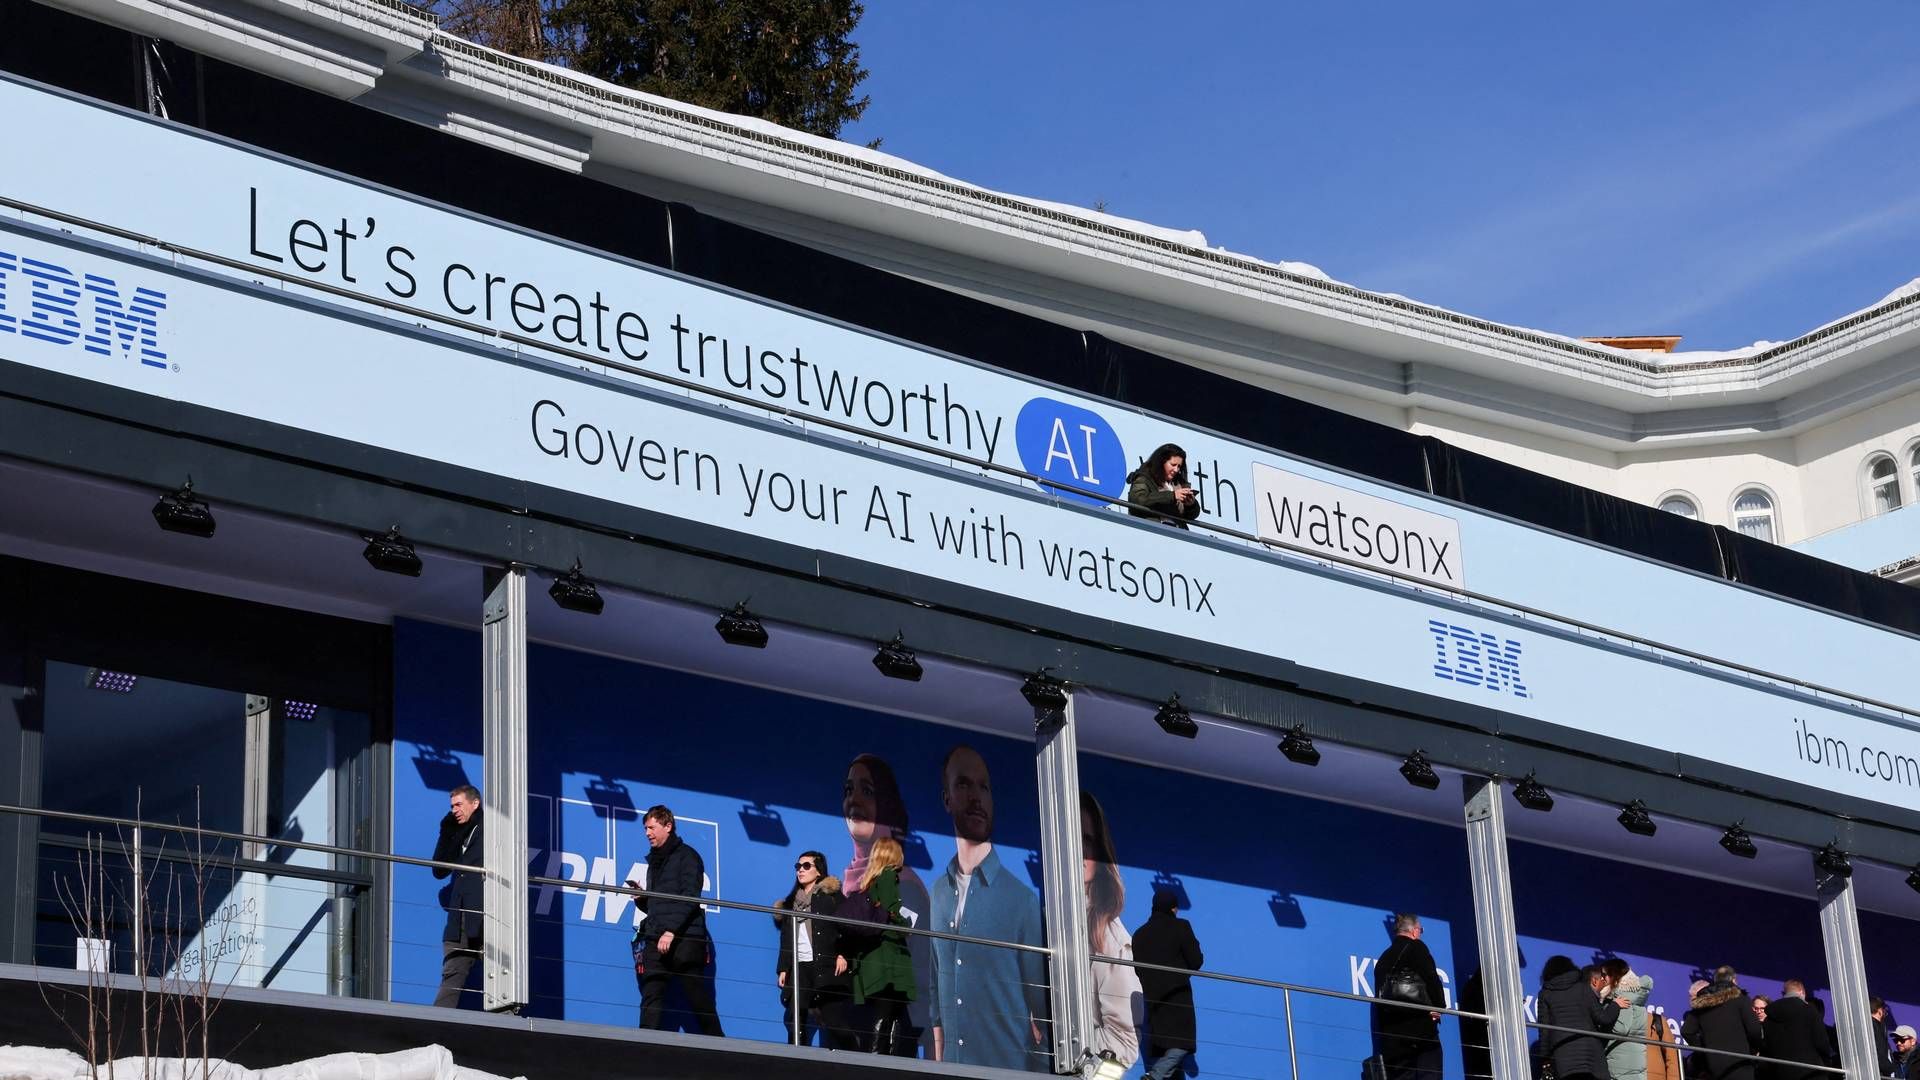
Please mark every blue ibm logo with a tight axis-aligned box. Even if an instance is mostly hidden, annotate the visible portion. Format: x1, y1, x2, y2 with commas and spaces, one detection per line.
1428, 619, 1529, 699
0, 249, 168, 368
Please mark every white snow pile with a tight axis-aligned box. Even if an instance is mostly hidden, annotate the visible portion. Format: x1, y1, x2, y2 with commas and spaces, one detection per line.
0, 1045, 522, 1080
1877, 277, 1920, 306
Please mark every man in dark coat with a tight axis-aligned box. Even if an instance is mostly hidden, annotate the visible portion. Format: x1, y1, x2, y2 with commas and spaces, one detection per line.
1761, 981, 1832, 1080
1372, 913, 1446, 1080
1891, 1025, 1917, 1079
430, 784, 484, 1008
637, 804, 724, 1036
1871, 1000, 1893, 1078
1681, 967, 1765, 1080
1535, 958, 1623, 1080
1133, 889, 1204, 1080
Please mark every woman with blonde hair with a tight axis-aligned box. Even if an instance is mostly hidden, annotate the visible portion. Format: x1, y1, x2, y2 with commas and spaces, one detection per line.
837, 835, 918, 1054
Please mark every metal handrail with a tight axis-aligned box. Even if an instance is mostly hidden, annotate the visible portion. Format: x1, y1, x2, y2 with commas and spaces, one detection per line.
1527, 1016, 1846, 1076
538, 873, 1055, 956
1090, 951, 1490, 1021
36, 830, 374, 889
3, 196, 1918, 729
4, 802, 469, 875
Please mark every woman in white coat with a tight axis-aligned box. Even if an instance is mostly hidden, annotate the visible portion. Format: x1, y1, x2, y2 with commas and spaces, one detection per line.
1083, 792, 1142, 1068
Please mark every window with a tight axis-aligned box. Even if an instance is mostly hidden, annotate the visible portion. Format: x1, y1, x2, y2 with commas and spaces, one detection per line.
1866, 454, 1902, 515
1657, 495, 1699, 520
1911, 444, 1920, 501
1733, 488, 1776, 543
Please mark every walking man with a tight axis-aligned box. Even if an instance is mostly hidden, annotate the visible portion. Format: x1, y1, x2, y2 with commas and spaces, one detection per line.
637, 805, 725, 1036
1133, 889, 1204, 1080
431, 784, 484, 1008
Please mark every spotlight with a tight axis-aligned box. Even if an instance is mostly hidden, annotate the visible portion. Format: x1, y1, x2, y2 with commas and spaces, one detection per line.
1154, 694, 1198, 739
547, 560, 605, 615
1278, 723, 1321, 766
1512, 772, 1554, 812
1719, 823, 1758, 859
872, 634, 923, 681
1813, 843, 1852, 880
152, 477, 215, 538
1906, 865, 1920, 894
1399, 750, 1439, 790
361, 526, 422, 577
282, 700, 319, 722
86, 668, 138, 693
715, 602, 768, 648
1617, 800, 1657, 837
1085, 1052, 1126, 1080
1020, 668, 1070, 712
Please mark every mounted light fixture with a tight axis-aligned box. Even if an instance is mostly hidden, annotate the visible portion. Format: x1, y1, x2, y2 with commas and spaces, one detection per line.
152, 477, 215, 538
1278, 723, 1321, 767
1906, 865, 1920, 894
1085, 1052, 1126, 1080
1512, 772, 1554, 812
1813, 843, 1852, 880
1020, 668, 1070, 712
1399, 750, 1440, 790
547, 560, 605, 615
1153, 694, 1197, 739
872, 634, 923, 682
715, 602, 768, 648
86, 669, 138, 693
1617, 800, 1657, 837
362, 526, 423, 577
1719, 823, 1758, 859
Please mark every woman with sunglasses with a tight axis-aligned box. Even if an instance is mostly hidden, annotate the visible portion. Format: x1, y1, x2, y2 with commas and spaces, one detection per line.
774, 849, 856, 1048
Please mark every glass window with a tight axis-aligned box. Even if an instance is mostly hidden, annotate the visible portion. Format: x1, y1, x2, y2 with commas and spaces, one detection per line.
1657, 496, 1699, 519
1910, 445, 1920, 502
1733, 489, 1776, 544
1867, 455, 1902, 515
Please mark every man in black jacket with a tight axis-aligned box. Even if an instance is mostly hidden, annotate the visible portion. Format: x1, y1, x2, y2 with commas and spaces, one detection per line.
1682, 967, 1765, 1080
1535, 958, 1623, 1080
1133, 889, 1204, 1080
1761, 980, 1832, 1080
1872, 1000, 1894, 1078
431, 785, 485, 1008
637, 804, 724, 1036
1891, 1025, 1917, 1079
1372, 913, 1446, 1080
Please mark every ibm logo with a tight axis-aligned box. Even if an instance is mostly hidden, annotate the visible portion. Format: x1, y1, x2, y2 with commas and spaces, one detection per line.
0, 249, 168, 368
1427, 619, 1530, 699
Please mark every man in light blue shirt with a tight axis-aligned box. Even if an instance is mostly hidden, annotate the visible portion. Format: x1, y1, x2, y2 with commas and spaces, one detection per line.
929, 744, 1050, 1072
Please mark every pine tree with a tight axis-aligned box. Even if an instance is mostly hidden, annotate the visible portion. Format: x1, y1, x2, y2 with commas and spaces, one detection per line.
545, 0, 871, 138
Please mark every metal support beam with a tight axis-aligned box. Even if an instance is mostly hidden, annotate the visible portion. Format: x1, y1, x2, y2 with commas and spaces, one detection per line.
1816, 861, 1877, 1080
1463, 776, 1530, 1080
481, 566, 529, 1013
1034, 694, 1091, 1075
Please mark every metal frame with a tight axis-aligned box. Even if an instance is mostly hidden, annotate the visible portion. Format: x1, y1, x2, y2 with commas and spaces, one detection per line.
481, 565, 529, 1013
1463, 776, 1530, 1080
1034, 695, 1093, 1074
1817, 866, 1879, 1080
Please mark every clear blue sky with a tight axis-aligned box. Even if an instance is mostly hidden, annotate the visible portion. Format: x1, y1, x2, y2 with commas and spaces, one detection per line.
842, 2, 1920, 351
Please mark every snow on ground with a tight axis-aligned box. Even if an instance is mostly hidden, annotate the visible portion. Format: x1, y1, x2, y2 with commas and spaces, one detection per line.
0, 1045, 521, 1080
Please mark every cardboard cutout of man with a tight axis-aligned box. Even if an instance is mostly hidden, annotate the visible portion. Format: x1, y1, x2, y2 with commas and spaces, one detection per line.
927, 745, 1049, 1071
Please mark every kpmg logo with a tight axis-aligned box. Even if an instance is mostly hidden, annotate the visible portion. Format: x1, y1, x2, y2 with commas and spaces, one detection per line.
1014, 397, 1126, 508
0, 249, 168, 368
1428, 619, 1530, 699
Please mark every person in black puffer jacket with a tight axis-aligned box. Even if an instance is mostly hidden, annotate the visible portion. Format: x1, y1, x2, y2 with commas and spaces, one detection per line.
1680, 967, 1763, 1080
1536, 956, 1624, 1080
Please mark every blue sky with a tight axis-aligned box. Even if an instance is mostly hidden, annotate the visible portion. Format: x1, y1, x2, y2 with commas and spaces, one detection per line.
842, 2, 1920, 351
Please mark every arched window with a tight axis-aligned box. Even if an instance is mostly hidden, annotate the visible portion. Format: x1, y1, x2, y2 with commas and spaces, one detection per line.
1866, 454, 1902, 515
1911, 444, 1920, 501
1733, 488, 1776, 544
1658, 495, 1699, 520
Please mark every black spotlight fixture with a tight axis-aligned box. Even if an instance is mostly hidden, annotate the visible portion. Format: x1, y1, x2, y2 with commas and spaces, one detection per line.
152, 477, 216, 538
1617, 799, 1657, 837
1906, 864, 1920, 894
1719, 822, 1758, 859
362, 526, 423, 577
715, 602, 768, 648
872, 634, 923, 682
1154, 694, 1198, 739
1512, 772, 1554, 812
1278, 723, 1321, 766
1813, 843, 1852, 880
1399, 750, 1440, 790
1020, 668, 1070, 712
547, 560, 605, 615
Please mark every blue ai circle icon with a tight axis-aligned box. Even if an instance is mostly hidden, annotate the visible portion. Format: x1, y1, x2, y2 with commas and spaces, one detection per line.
1014, 397, 1126, 508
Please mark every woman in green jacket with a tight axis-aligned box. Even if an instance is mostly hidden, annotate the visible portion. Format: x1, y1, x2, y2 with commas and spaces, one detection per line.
840, 835, 916, 1054
1125, 443, 1201, 529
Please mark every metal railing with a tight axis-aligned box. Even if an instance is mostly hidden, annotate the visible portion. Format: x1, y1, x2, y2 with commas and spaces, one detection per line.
3, 195, 1918, 729
1527, 1016, 1847, 1078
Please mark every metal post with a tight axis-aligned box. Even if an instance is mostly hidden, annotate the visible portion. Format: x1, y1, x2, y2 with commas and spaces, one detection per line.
1815, 860, 1877, 1080
481, 566, 529, 1013
1463, 776, 1529, 1080
790, 906, 802, 1046
242, 695, 271, 863
1284, 986, 1300, 1080
1034, 693, 1092, 1074
130, 823, 144, 978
